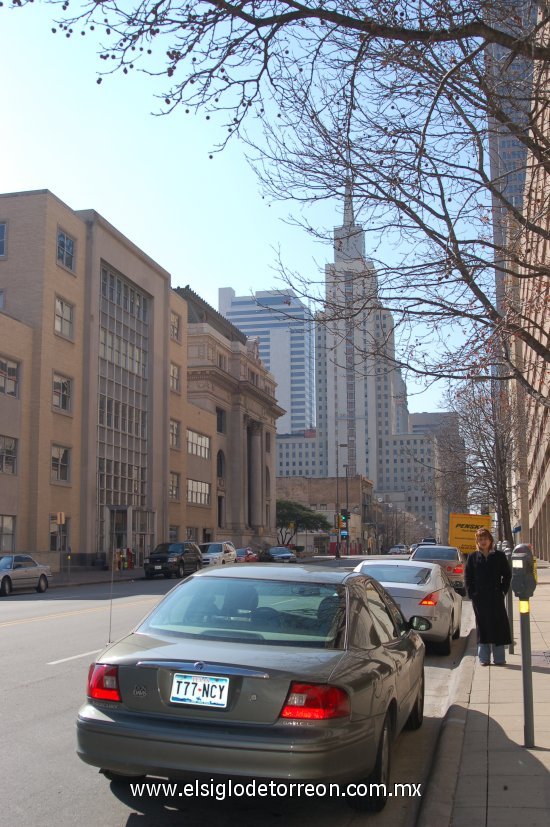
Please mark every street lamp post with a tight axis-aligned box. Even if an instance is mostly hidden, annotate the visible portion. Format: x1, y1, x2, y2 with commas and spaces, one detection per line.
343, 464, 350, 555
335, 442, 348, 559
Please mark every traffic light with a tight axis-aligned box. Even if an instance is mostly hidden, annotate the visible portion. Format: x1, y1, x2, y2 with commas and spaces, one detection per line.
340, 510, 349, 537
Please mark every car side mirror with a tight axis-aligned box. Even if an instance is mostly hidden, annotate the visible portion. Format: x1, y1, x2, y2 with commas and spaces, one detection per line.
409, 616, 432, 632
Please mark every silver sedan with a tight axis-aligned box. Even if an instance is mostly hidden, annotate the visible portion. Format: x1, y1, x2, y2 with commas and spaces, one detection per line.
77, 565, 430, 812
353, 559, 462, 655
0, 554, 52, 596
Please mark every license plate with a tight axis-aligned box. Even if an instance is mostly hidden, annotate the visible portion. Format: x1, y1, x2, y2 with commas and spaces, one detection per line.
170, 673, 229, 707
154, 565, 162, 570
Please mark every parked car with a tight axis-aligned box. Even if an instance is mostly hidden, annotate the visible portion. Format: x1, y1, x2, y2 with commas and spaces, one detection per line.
353, 558, 462, 655
235, 547, 259, 563
77, 565, 429, 812
144, 542, 202, 580
259, 546, 298, 563
0, 554, 52, 596
410, 544, 466, 595
421, 537, 437, 544
387, 544, 409, 555
198, 541, 237, 567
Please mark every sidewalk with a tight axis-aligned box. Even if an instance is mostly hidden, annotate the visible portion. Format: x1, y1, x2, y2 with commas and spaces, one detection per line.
419, 559, 550, 827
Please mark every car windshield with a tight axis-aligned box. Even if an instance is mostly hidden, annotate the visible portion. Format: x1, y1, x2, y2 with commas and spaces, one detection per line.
200, 544, 223, 555
359, 565, 432, 585
0, 556, 14, 570
139, 576, 347, 649
414, 548, 457, 561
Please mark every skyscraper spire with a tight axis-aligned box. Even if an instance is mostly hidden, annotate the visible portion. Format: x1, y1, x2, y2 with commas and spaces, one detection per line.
343, 177, 354, 226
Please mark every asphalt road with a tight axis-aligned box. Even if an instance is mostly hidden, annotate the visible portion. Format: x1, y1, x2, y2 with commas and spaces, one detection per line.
1, 577, 474, 827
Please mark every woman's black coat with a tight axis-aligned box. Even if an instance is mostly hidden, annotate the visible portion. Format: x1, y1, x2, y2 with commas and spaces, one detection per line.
465, 549, 512, 645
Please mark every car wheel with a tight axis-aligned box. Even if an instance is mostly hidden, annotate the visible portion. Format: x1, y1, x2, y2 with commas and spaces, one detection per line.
177, 563, 185, 579
36, 575, 48, 594
452, 612, 461, 640
0, 576, 12, 596
348, 713, 392, 812
145, 572, 154, 580
163, 572, 172, 579
405, 670, 424, 731
434, 619, 453, 656
101, 769, 147, 784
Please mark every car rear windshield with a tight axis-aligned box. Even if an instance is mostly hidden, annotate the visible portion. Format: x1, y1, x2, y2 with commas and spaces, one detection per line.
139, 577, 347, 649
359, 565, 432, 585
414, 547, 457, 560
0, 556, 14, 569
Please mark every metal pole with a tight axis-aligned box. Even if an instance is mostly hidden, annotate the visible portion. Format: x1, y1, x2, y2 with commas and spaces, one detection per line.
519, 599, 534, 748
335, 451, 340, 559
505, 551, 515, 655
345, 466, 350, 556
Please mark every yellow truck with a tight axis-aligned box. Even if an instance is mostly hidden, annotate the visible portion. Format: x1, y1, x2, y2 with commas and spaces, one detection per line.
448, 513, 493, 555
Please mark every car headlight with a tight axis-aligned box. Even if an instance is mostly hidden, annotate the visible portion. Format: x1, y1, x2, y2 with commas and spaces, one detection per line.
168, 556, 178, 562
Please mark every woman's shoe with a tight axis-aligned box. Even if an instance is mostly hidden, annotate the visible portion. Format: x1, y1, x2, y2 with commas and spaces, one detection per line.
479, 661, 489, 666
493, 662, 507, 666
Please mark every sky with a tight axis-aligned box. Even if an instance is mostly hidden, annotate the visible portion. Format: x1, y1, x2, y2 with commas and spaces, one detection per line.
1, 3, 446, 413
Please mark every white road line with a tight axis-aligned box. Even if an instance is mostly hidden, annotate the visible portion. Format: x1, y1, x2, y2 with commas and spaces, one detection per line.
47, 649, 102, 665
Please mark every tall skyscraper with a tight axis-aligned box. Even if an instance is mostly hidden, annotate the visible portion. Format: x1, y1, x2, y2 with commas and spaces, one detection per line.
315, 184, 407, 491
218, 288, 314, 434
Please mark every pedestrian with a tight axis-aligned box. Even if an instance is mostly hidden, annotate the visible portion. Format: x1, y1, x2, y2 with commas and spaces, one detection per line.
465, 527, 512, 666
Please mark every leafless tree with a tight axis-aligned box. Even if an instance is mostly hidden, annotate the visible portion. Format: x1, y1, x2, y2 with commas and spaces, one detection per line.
439, 379, 519, 543
10, 0, 550, 406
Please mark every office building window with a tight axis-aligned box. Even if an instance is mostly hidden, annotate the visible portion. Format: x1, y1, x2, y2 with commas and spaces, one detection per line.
169, 525, 179, 542
187, 478, 211, 506
57, 230, 75, 270
0, 356, 18, 397
0, 515, 15, 551
54, 297, 74, 339
170, 363, 180, 393
187, 429, 211, 459
169, 419, 181, 449
169, 472, 180, 500
52, 373, 72, 412
49, 514, 69, 552
0, 222, 6, 257
0, 435, 17, 474
51, 445, 70, 482
170, 311, 181, 342
216, 407, 226, 434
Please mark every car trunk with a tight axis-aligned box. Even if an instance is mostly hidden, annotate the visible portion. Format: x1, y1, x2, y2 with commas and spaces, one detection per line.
103, 632, 346, 726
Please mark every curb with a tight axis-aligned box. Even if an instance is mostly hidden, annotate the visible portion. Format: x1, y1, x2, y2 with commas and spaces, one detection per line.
415, 627, 477, 827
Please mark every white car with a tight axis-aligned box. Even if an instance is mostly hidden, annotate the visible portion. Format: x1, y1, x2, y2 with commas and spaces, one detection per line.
353, 558, 462, 655
198, 541, 237, 567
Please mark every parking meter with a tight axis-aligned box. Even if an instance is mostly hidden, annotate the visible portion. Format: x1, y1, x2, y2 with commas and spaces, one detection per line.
511, 544, 537, 600
511, 543, 537, 748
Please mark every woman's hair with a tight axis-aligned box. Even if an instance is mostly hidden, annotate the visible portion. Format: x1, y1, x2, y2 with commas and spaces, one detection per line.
475, 528, 494, 549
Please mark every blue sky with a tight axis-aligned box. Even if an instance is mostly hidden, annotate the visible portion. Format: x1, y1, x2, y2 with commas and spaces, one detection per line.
1, 3, 445, 412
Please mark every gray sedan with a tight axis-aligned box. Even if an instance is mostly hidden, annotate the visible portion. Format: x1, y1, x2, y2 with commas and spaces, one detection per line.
0, 554, 52, 596
353, 559, 462, 655
77, 565, 429, 812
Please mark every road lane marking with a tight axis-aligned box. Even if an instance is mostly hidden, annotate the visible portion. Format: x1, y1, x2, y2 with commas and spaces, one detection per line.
0, 596, 157, 628
48, 649, 103, 665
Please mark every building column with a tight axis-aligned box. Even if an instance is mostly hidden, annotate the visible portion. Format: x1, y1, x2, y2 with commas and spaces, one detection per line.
250, 421, 263, 529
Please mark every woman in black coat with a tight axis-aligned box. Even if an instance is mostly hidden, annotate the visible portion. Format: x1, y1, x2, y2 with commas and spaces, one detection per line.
465, 528, 512, 666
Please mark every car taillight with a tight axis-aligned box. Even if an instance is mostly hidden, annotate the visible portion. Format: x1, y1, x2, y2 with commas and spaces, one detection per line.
419, 592, 439, 607
88, 664, 121, 702
280, 682, 350, 720
452, 565, 464, 574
